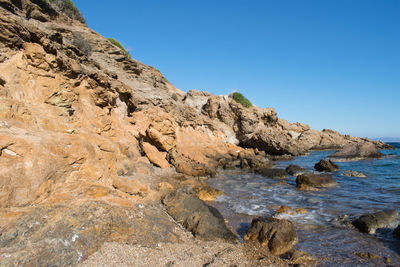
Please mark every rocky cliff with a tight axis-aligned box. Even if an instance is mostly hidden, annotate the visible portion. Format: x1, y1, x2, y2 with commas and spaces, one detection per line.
0, 1, 391, 265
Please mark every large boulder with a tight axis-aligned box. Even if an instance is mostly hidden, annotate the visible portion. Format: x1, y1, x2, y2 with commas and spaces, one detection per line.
314, 159, 339, 172
352, 210, 398, 234
162, 190, 237, 242
286, 165, 306, 176
329, 142, 383, 161
296, 173, 338, 190
244, 217, 298, 255
255, 168, 288, 179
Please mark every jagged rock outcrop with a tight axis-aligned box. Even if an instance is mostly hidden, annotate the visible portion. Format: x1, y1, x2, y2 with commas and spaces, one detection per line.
0, 1, 393, 264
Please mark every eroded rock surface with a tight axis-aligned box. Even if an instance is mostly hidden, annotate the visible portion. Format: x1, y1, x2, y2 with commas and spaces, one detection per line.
296, 173, 338, 190
255, 168, 288, 180
162, 190, 237, 242
329, 142, 384, 161
352, 210, 398, 234
244, 217, 298, 255
314, 159, 340, 172
286, 164, 306, 176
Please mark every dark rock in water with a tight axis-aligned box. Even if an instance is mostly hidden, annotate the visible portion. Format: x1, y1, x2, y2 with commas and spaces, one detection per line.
341, 170, 367, 178
238, 150, 270, 169
244, 217, 298, 255
352, 210, 398, 234
296, 173, 338, 189
286, 165, 306, 176
314, 159, 339, 172
255, 168, 288, 179
162, 190, 237, 242
393, 224, 400, 239
284, 250, 316, 265
355, 252, 381, 260
329, 142, 383, 161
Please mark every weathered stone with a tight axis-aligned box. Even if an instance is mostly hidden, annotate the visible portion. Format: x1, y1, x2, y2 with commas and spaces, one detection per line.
352, 210, 398, 234
162, 190, 237, 242
329, 142, 383, 161
112, 176, 149, 196
244, 217, 298, 255
274, 206, 308, 217
296, 173, 338, 189
195, 185, 225, 201
255, 168, 288, 179
341, 170, 367, 178
141, 142, 170, 169
314, 159, 339, 172
285, 165, 306, 176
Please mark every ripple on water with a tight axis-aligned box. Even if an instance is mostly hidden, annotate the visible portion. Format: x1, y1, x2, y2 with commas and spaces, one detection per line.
207, 147, 400, 266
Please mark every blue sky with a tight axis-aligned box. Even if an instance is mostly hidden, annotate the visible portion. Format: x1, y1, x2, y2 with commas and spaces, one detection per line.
75, 0, 399, 138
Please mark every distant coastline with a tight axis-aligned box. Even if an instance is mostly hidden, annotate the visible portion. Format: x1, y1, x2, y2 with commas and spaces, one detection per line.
373, 137, 400, 143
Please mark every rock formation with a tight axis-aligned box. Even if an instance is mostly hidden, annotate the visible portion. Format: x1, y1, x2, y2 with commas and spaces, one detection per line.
352, 210, 398, 234
314, 159, 340, 172
0, 0, 394, 265
296, 173, 338, 190
244, 217, 299, 255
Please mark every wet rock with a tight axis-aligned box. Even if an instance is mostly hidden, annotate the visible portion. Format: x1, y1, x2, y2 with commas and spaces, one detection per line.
239, 150, 270, 169
352, 210, 398, 234
314, 159, 339, 172
286, 165, 306, 176
162, 190, 237, 242
285, 250, 316, 265
255, 168, 288, 179
244, 217, 298, 255
195, 185, 225, 201
273, 206, 308, 217
341, 170, 367, 178
394, 225, 400, 239
355, 252, 381, 260
329, 142, 383, 161
296, 173, 338, 189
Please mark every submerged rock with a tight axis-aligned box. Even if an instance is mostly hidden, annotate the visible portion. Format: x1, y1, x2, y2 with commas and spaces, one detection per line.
352, 210, 398, 234
273, 206, 308, 217
244, 217, 298, 255
162, 190, 237, 242
314, 159, 339, 172
296, 173, 338, 189
341, 170, 367, 178
255, 168, 288, 179
329, 142, 383, 161
394, 225, 400, 239
285, 164, 306, 176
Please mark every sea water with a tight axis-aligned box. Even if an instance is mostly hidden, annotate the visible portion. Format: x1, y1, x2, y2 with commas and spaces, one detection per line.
207, 143, 400, 266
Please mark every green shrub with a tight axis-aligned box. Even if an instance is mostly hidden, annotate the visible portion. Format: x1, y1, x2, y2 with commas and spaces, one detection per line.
231, 92, 252, 108
107, 38, 128, 53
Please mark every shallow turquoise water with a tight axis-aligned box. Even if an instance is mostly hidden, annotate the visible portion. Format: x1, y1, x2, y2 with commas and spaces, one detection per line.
208, 143, 400, 266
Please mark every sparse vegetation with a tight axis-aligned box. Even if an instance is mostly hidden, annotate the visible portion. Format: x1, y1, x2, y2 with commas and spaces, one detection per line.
107, 38, 128, 53
39, 0, 85, 24
231, 92, 252, 108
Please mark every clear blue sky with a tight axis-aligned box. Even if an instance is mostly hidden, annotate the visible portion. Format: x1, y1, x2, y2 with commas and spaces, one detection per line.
75, 0, 399, 138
